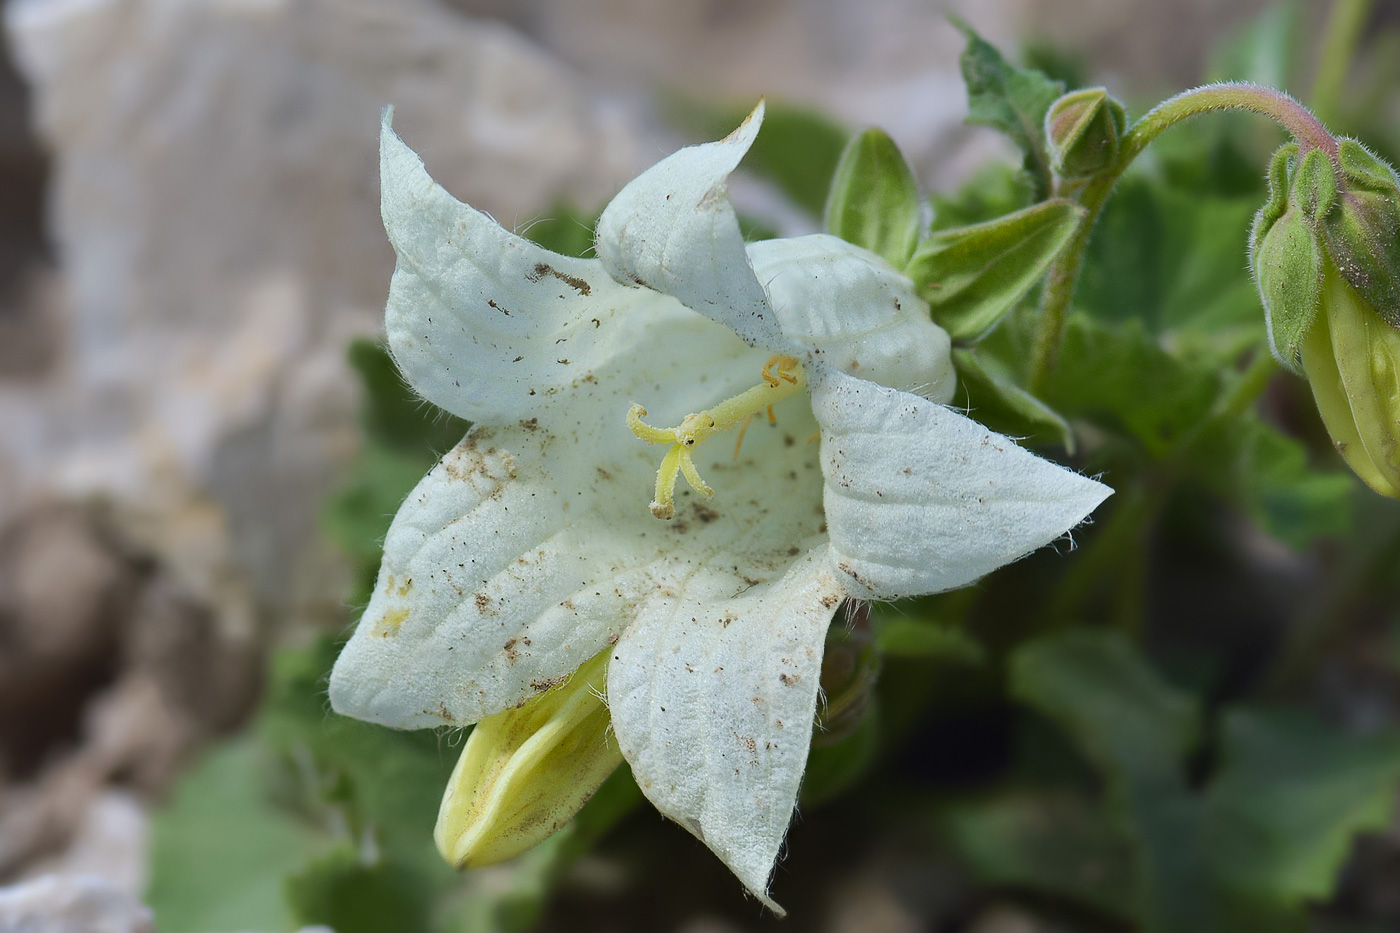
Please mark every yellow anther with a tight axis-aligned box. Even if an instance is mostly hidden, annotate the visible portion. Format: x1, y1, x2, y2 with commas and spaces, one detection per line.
760, 355, 800, 388
627, 355, 805, 520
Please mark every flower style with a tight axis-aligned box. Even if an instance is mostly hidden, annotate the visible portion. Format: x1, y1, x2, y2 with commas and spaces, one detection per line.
329, 102, 1112, 912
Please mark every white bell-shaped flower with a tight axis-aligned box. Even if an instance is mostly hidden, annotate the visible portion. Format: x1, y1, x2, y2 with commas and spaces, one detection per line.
329, 103, 1111, 913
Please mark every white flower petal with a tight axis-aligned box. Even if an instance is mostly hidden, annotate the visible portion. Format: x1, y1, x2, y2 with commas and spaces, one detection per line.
607, 553, 845, 915
380, 110, 641, 423
329, 423, 630, 729
594, 102, 791, 352
331, 311, 833, 730
747, 234, 956, 401
810, 367, 1111, 599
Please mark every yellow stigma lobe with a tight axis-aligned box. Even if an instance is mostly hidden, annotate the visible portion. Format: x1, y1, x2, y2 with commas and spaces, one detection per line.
627, 355, 804, 520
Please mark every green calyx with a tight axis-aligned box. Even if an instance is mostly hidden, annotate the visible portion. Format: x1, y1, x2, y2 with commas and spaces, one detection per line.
1250, 144, 1337, 371
1321, 139, 1400, 330
907, 199, 1085, 342
1044, 87, 1127, 180
825, 127, 923, 268
1254, 139, 1400, 497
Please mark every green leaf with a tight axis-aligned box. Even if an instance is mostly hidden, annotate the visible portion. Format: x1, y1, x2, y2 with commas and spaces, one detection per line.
953, 18, 1065, 198
258, 636, 458, 877
1010, 631, 1211, 932
1007, 640, 1400, 931
1125, 785, 1218, 933
328, 340, 470, 602
147, 740, 325, 933
285, 846, 434, 933
824, 127, 922, 267
1204, 708, 1400, 905
951, 348, 1074, 451
1191, 412, 1355, 548
906, 199, 1083, 341
1010, 630, 1200, 793
874, 615, 985, 664
744, 103, 849, 217
1077, 174, 1264, 343
943, 792, 1137, 919
1029, 313, 1221, 457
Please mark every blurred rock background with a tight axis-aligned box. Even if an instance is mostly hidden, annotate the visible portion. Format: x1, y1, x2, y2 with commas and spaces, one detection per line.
0, 0, 1297, 927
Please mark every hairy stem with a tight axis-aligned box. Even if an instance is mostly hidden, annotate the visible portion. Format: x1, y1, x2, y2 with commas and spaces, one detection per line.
1027, 84, 1337, 394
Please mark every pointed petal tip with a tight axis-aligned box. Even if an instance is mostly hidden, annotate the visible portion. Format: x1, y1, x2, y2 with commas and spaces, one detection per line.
593, 95, 783, 348
1075, 471, 1115, 519
756, 892, 787, 918
726, 98, 766, 145
732, 860, 785, 917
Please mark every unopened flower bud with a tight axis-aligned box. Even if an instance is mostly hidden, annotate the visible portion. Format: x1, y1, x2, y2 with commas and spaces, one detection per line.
1045, 88, 1127, 179
1252, 140, 1400, 498
435, 647, 622, 868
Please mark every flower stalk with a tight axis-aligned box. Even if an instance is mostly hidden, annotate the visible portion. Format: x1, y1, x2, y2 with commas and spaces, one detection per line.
1027, 83, 1338, 394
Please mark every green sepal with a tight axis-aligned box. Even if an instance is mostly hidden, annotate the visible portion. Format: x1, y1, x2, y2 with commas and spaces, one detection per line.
952, 17, 1065, 198
1250, 147, 1335, 371
1253, 215, 1322, 372
1293, 147, 1337, 219
1045, 87, 1127, 179
1255, 143, 1296, 231
906, 199, 1085, 341
951, 347, 1075, 451
1322, 139, 1400, 328
801, 609, 887, 807
824, 127, 923, 268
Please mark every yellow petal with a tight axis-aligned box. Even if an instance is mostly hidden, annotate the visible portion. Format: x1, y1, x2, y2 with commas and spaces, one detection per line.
435, 647, 622, 867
